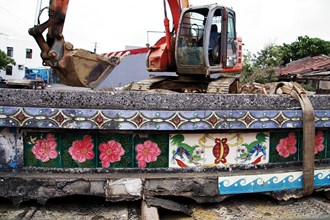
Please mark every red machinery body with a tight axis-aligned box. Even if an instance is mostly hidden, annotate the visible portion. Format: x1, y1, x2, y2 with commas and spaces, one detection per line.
29, 0, 242, 88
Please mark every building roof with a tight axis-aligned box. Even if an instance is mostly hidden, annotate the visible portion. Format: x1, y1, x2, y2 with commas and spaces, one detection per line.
276, 55, 330, 78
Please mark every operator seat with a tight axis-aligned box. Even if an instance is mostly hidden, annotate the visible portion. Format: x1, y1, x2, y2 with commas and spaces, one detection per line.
209, 24, 219, 49
209, 24, 220, 64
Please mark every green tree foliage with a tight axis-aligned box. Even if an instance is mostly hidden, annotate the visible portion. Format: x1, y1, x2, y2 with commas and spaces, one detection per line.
241, 50, 257, 83
281, 36, 330, 64
255, 43, 283, 68
241, 43, 280, 84
0, 50, 15, 71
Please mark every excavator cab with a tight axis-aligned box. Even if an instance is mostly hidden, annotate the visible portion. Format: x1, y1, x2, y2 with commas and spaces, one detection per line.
176, 4, 241, 77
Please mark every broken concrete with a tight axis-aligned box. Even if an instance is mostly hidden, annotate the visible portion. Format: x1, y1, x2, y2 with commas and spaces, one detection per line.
144, 178, 224, 203
105, 179, 142, 201
145, 197, 192, 216
0, 172, 229, 206
1, 88, 329, 110
141, 200, 159, 220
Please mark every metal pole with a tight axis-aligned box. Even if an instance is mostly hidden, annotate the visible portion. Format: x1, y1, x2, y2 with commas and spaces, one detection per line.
163, 0, 168, 18
34, 0, 42, 25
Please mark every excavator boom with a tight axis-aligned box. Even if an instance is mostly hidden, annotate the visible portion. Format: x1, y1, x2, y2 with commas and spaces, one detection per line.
29, 0, 122, 88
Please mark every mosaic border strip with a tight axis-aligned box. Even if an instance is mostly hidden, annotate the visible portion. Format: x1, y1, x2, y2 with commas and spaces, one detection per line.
0, 106, 330, 130
218, 169, 330, 195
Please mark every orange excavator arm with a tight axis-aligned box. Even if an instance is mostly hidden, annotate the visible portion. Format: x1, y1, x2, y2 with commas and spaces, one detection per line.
29, 0, 122, 88
147, 0, 189, 72
167, 0, 189, 33
29, 0, 69, 65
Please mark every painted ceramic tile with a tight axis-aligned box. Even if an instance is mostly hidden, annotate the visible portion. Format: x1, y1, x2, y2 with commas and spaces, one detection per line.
169, 132, 269, 168
236, 132, 269, 165
169, 133, 209, 168
270, 130, 328, 163
133, 134, 169, 168
59, 133, 98, 168
24, 132, 61, 168
97, 134, 133, 168
314, 130, 327, 160
327, 130, 330, 159
298, 130, 327, 161
219, 172, 303, 195
218, 169, 330, 195
269, 131, 300, 163
315, 169, 330, 187
0, 128, 21, 171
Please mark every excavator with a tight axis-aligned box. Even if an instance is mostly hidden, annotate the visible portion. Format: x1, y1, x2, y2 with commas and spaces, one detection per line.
29, 0, 242, 93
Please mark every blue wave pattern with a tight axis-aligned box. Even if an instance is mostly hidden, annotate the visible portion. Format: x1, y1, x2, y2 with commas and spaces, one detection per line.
315, 171, 330, 187
219, 170, 330, 195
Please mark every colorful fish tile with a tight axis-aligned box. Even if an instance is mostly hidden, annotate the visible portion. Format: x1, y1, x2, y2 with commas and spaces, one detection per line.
169, 134, 206, 168
169, 133, 269, 168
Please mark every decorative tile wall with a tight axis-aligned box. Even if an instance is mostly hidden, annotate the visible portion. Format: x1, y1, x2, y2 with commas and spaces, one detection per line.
23, 130, 329, 169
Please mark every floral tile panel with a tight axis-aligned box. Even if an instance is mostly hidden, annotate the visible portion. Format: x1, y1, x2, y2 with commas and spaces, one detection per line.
24, 132, 168, 168
270, 130, 327, 163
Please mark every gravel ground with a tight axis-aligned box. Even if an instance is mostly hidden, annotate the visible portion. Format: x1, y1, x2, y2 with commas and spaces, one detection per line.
190, 193, 330, 220
0, 193, 329, 220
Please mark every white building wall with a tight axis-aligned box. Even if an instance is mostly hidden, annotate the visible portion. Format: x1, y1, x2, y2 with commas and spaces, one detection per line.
0, 35, 42, 80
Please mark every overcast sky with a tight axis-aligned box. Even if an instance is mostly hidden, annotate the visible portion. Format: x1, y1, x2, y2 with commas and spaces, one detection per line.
1, 0, 330, 54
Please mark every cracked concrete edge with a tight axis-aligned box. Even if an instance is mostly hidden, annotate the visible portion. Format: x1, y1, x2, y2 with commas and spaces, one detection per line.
1, 175, 328, 206
145, 196, 192, 216
1, 88, 329, 110
0, 176, 225, 206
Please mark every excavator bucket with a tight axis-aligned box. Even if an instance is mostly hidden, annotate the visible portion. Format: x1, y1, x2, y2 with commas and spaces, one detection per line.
28, 0, 123, 88
55, 47, 121, 88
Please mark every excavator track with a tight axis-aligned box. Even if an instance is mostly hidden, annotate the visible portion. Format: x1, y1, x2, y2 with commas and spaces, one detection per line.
130, 76, 171, 91
207, 77, 239, 93
130, 76, 239, 93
